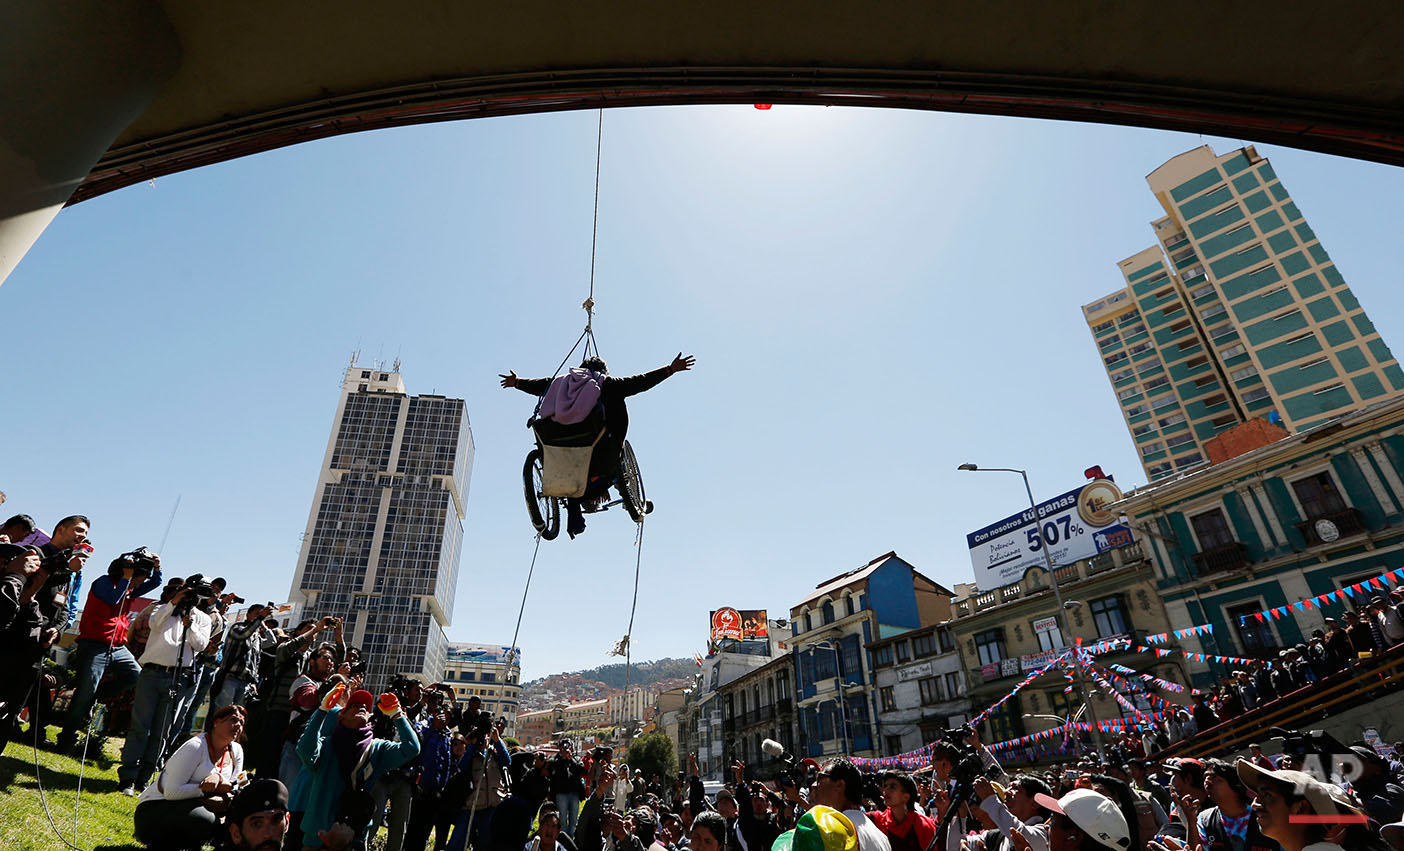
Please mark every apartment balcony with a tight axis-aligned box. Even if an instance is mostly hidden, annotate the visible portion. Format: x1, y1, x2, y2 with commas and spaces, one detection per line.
776, 698, 794, 716
1295, 507, 1366, 546
1191, 541, 1251, 577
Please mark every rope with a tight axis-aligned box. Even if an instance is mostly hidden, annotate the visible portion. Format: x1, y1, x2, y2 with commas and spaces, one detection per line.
587, 108, 603, 308
505, 534, 544, 669
622, 520, 645, 696
30, 676, 86, 851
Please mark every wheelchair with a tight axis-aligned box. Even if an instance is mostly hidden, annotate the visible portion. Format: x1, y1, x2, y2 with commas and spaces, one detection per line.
522, 406, 651, 540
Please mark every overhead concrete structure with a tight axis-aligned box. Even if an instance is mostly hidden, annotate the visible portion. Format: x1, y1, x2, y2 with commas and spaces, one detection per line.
6, 1, 1404, 283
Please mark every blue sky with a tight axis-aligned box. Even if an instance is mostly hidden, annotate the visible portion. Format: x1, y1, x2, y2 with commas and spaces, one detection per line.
5, 105, 1404, 681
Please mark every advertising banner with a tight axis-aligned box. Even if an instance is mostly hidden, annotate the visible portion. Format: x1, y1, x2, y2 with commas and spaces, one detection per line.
710, 608, 770, 642
966, 478, 1132, 590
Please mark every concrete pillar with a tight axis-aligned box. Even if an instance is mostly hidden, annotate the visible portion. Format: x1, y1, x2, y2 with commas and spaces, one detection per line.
0, 1, 179, 284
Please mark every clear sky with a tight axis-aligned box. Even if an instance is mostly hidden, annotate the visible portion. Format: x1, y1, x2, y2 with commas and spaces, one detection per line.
5, 105, 1404, 682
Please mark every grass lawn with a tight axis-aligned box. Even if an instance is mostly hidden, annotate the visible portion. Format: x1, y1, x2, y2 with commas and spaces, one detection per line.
0, 727, 141, 851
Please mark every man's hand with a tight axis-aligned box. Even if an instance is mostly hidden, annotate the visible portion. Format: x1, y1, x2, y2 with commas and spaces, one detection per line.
972, 777, 994, 802
319, 823, 355, 851
40, 628, 59, 648
689, 752, 699, 777
732, 760, 745, 785
499, 371, 519, 389
964, 727, 982, 748
200, 773, 221, 796
932, 788, 951, 818
1009, 828, 1032, 851
19, 566, 50, 603
669, 353, 696, 374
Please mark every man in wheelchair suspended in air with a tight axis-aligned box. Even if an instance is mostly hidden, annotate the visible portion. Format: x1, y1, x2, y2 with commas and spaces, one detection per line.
500, 352, 695, 538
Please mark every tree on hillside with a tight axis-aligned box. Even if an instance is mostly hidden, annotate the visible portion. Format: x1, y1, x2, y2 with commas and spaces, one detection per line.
625, 733, 677, 787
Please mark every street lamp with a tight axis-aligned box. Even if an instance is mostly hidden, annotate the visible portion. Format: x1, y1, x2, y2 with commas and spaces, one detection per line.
958, 463, 1107, 760
809, 639, 850, 756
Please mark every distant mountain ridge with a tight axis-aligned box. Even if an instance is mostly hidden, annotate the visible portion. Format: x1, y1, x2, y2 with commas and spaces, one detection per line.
520, 657, 697, 711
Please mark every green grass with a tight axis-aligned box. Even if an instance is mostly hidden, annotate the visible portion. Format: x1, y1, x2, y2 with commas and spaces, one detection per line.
0, 727, 141, 851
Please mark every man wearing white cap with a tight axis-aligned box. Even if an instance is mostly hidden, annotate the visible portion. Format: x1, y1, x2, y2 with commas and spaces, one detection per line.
1032, 788, 1131, 851
1235, 758, 1364, 851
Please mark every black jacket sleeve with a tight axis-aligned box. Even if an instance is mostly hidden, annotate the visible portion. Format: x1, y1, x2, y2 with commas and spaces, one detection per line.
578, 793, 604, 851
604, 367, 672, 399
689, 775, 713, 815
516, 377, 554, 396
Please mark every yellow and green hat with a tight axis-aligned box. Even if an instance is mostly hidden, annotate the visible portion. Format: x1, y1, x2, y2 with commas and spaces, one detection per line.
772, 806, 857, 851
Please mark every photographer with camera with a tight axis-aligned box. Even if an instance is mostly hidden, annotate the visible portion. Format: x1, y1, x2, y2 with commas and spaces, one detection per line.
552, 738, 588, 837
370, 675, 428, 851
212, 602, 279, 713
730, 761, 785, 851
444, 713, 513, 851
253, 615, 345, 778
118, 574, 215, 796
55, 547, 164, 754
170, 578, 237, 745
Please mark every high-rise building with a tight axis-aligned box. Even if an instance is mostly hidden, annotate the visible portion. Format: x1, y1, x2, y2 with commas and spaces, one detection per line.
443, 642, 522, 737
288, 364, 473, 690
1085, 145, 1403, 482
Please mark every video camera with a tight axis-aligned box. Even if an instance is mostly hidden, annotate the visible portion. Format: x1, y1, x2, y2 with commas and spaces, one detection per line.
109, 547, 159, 579
42, 541, 94, 578
173, 573, 217, 616
932, 724, 988, 786
1270, 727, 1351, 759
761, 738, 815, 789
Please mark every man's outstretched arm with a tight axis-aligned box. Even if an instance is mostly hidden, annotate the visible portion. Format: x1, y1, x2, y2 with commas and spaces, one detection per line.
609, 353, 695, 397
500, 371, 553, 395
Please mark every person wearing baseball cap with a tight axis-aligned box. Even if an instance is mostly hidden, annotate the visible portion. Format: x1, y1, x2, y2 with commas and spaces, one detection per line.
1235, 758, 1367, 851
227, 778, 290, 851
1033, 788, 1130, 851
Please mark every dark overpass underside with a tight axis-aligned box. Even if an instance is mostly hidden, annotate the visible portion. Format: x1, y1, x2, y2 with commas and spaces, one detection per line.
70, 1, 1404, 205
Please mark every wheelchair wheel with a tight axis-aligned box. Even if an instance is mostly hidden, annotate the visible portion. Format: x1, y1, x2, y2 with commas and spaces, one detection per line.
618, 440, 647, 523
523, 449, 560, 540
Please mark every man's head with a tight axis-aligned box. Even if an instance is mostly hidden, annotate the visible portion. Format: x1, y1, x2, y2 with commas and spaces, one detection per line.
468, 695, 482, 711
581, 356, 608, 375
1035, 788, 1130, 851
715, 788, 738, 818
339, 689, 375, 729
1237, 760, 1354, 847
661, 812, 684, 846
50, 515, 89, 549
1166, 759, 1208, 800
538, 809, 562, 843
631, 807, 659, 846
1007, 774, 1054, 822
0, 514, 35, 543
879, 771, 917, 812
929, 741, 961, 782
1249, 743, 1264, 756
307, 645, 338, 679
812, 759, 863, 811
228, 779, 290, 851
1203, 759, 1248, 808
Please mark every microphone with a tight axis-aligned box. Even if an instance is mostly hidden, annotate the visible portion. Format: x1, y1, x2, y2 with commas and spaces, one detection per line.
761, 739, 785, 758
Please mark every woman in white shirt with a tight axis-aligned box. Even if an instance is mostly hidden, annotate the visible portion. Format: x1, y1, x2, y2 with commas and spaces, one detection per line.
133, 703, 246, 849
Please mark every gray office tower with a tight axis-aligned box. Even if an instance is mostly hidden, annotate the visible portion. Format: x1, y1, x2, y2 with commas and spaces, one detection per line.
287, 364, 473, 690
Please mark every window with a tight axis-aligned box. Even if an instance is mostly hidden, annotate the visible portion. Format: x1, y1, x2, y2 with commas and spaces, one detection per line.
873, 644, 894, 667
1158, 413, 1187, 428
1100, 334, 1123, 348
919, 677, 941, 705
1212, 414, 1239, 427
1089, 596, 1129, 638
880, 686, 896, 711
1194, 376, 1216, 388
912, 632, 936, 657
480, 672, 496, 683
1175, 453, 1205, 468
845, 596, 855, 616
1151, 395, 1179, 410
1204, 393, 1228, 407
894, 641, 911, 663
1191, 508, 1235, 549
1200, 303, 1227, 320
1128, 342, 1153, 356
1035, 622, 1065, 651
1111, 367, 1135, 382
1145, 376, 1170, 392
1126, 404, 1148, 418
1124, 323, 1147, 336
1105, 352, 1129, 367
1132, 423, 1154, 437
1169, 319, 1192, 333
938, 628, 954, 653
1185, 355, 1209, 368
1228, 601, 1276, 654
1171, 246, 1198, 264
1241, 387, 1271, 403
1140, 442, 1164, 456
822, 602, 835, 624
944, 672, 964, 699
361, 371, 371, 378
803, 613, 812, 632
974, 629, 1006, 665
379, 373, 389, 380
1137, 358, 1163, 374
1291, 472, 1347, 519
1092, 320, 1115, 334
1189, 283, 1215, 299
1210, 323, 1236, 339
1230, 365, 1259, 381
1221, 343, 1248, 359
1118, 386, 1142, 400
1166, 432, 1195, 448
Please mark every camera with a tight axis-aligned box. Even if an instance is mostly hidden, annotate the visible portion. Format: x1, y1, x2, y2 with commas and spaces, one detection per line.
228, 594, 246, 604
173, 573, 216, 616
348, 660, 369, 676
592, 745, 614, 762
42, 541, 94, 577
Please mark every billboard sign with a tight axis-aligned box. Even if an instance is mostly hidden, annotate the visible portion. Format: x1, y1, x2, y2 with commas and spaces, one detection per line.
710, 608, 769, 642
966, 478, 1132, 590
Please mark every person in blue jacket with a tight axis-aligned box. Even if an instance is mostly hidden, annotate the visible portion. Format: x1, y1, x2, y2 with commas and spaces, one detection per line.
291, 685, 421, 851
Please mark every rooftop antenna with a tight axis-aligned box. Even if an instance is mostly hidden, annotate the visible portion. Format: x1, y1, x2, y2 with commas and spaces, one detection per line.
349, 348, 361, 366
157, 495, 181, 553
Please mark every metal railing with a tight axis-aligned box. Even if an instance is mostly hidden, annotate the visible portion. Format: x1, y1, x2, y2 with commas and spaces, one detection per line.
1191, 541, 1250, 576
1295, 507, 1366, 545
